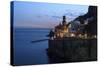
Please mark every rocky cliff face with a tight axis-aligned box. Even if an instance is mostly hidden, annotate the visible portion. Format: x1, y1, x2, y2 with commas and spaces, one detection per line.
74, 6, 97, 35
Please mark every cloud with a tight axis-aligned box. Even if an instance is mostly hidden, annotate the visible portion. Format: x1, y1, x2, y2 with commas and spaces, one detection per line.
51, 16, 62, 19
36, 15, 42, 18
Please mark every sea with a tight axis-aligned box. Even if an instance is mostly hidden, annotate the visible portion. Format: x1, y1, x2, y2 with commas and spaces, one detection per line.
13, 28, 51, 65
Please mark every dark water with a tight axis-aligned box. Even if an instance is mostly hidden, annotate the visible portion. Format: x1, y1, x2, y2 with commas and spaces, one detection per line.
13, 28, 50, 65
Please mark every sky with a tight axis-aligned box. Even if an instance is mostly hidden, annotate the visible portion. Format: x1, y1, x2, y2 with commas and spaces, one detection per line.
13, 1, 89, 28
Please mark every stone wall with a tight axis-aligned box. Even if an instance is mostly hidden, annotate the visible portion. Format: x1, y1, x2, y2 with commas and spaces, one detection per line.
48, 37, 97, 61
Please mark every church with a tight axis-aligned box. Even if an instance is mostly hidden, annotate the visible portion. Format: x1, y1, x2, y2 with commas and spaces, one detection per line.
54, 16, 83, 38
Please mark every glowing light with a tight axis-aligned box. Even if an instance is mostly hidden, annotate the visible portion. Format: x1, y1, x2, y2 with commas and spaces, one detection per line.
78, 34, 82, 38
94, 35, 97, 38
84, 33, 87, 38
59, 32, 64, 38
70, 33, 75, 37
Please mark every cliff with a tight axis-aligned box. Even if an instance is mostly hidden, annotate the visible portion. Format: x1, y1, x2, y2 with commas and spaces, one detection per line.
74, 6, 97, 35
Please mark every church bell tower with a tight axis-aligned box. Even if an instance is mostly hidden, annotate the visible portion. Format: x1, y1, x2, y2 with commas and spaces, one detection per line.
62, 16, 66, 25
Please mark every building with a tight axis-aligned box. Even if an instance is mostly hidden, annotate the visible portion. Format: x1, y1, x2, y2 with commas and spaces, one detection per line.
54, 16, 88, 38
54, 16, 70, 38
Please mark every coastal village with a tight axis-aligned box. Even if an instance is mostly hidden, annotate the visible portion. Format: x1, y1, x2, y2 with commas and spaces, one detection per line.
48, 11, 97, 39
49, 15, 94, 39
47, 6, 97, 62
48, 6, 97, 40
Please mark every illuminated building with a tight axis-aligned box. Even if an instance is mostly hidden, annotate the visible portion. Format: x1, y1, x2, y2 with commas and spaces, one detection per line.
53, 16, 96, 39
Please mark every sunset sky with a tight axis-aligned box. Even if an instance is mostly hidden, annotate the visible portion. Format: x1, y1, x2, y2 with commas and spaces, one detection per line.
13, 1, 89, 28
